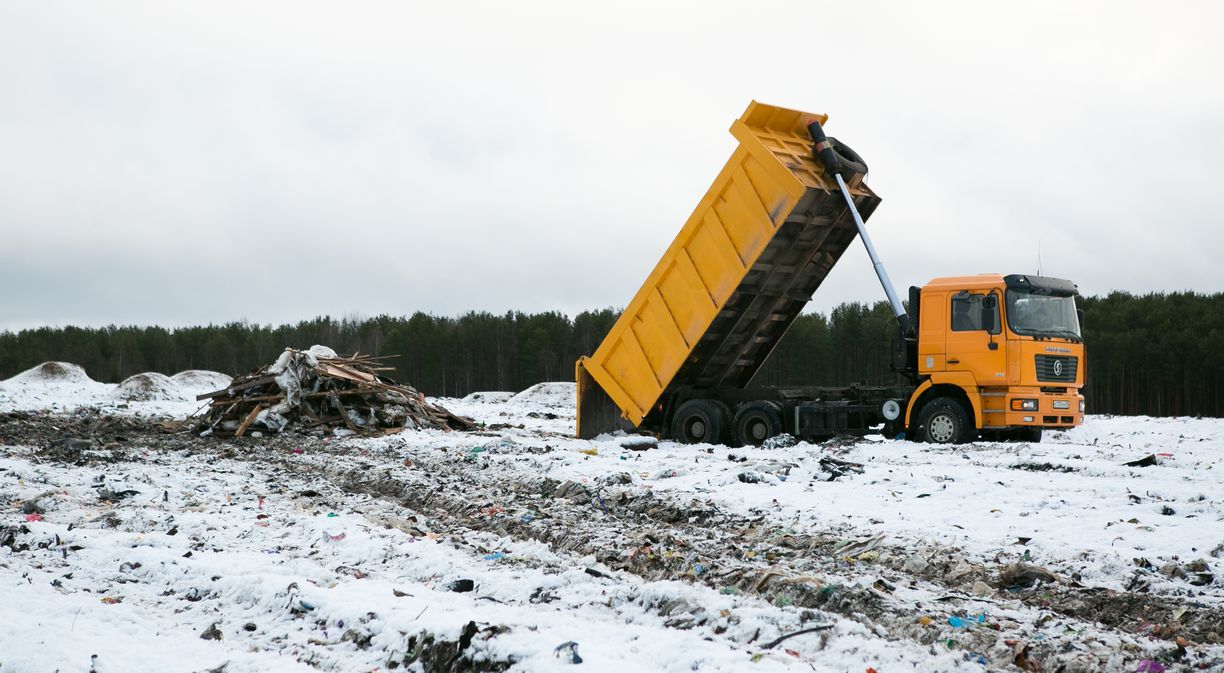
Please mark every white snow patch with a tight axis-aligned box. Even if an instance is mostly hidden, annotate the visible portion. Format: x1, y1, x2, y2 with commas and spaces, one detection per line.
170, 370, 232, 395
111, 372, 189, 402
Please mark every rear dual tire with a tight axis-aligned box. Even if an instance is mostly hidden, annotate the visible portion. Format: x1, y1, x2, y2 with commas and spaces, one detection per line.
670, 399, 730, 445
731, 401, 784, 447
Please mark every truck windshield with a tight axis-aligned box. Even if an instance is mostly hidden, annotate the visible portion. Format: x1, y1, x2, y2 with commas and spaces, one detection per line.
1005, 290, 1081, 341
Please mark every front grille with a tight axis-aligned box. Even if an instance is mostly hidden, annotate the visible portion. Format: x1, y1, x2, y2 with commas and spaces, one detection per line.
1035, 355, 1078, 382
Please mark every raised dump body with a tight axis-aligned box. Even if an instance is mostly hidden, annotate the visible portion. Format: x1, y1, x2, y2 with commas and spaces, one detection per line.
576, 101, 882, 438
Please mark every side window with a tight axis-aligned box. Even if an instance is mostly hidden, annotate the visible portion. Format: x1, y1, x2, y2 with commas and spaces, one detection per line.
950, 293, 995, 332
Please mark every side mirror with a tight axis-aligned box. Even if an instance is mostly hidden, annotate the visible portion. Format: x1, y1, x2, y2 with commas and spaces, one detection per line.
981, 294, 1001, 334
1077, 308, 1085, 331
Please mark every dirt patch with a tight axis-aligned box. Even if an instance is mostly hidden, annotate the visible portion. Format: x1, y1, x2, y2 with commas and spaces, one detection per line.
1010, 462, 1079, 472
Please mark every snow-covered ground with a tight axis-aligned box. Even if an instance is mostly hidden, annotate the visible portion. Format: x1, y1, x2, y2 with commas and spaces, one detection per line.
2, 365, 1221, 672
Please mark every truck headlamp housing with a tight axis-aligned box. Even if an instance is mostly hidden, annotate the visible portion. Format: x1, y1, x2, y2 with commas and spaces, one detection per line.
1011, 399, 1038, 412
1079, 400, 1085, 413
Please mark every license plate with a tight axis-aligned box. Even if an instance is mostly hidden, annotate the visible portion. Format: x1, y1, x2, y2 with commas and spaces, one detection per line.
1053, 400, 1070, 410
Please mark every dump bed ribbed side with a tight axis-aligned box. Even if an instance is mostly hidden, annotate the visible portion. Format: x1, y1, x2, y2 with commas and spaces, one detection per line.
577, 101, 881, 437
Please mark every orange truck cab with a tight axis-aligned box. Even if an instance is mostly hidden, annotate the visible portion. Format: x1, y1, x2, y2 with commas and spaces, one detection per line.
898, 273, 1085, 443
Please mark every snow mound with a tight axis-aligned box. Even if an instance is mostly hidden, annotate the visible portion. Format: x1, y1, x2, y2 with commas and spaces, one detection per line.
507, 382, 576, 410
171, 370, 232, 394
462, 391, 515, 404
112, 373, 188, 402
3, 361, 94, 385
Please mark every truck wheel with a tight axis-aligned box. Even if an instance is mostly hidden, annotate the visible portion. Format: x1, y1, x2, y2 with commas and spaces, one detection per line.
917, 398, 970, 444
732, 401, 784, 447
671, 399, 729, 445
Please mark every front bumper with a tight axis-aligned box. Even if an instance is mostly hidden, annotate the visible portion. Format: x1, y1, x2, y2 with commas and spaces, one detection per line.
989, 389, 1084, 428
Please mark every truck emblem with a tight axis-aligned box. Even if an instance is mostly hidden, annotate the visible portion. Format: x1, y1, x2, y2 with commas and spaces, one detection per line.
1053, 360, 1064, 377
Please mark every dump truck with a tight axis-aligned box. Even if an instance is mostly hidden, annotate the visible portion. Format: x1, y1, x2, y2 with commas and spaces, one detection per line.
575, 101, 1085, 445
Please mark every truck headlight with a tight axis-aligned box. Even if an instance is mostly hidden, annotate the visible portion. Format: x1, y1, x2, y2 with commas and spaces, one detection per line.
1011, 399, 1038, 411
1079, 400, 1085, 413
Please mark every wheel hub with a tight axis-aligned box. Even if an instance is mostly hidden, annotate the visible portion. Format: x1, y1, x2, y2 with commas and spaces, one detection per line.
929, 414, 956, 443
689, 419, 706, 439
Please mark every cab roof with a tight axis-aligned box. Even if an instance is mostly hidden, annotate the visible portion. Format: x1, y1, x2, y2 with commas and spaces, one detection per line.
922, 274, 1078, 296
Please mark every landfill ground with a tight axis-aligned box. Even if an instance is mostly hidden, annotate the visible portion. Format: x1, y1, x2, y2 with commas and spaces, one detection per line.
1, 381, 1223, 672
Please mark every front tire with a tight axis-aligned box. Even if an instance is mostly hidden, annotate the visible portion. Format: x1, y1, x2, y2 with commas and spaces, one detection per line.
670, 399, 729, 445
917, 397, 971, 444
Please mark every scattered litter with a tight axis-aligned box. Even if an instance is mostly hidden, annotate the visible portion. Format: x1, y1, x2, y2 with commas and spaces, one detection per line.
620, 436, 657, 451
1123, 454, 1158, 468
1134, 661, 1166, 673
762, 433, 797, 449
818, 456, 864, 480
948, 614, 985, 628
760, 624, 835, 649
577, 447, 599, 457
483, 552, 506, 562
554, 641, 583, 664
445, 579, 475, 593
200, 622, 223, 640
999, 563, 1057, 589
832, 533, 885, 558
23, 513, 42, 522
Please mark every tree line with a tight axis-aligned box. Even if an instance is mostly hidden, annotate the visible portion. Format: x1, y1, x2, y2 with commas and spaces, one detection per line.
0, 292, 1220, 417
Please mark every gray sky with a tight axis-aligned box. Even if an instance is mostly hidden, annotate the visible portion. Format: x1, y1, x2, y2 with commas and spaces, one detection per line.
2, 1, 1222, 332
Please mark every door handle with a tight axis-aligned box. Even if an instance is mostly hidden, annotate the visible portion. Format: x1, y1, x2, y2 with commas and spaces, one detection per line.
947, 359, 960, 364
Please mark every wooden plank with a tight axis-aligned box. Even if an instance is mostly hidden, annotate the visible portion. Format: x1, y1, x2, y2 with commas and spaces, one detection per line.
234, 404, 263, 437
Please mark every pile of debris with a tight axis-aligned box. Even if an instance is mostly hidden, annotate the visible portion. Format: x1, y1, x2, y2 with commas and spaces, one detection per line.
193, 346, 475, 437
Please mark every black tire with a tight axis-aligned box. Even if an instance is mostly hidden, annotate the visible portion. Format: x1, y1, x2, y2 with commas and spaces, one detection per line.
670, 399, 730, 445
917, 397, 971, 444
732, 401, 784, 447
827, 136, 869, 177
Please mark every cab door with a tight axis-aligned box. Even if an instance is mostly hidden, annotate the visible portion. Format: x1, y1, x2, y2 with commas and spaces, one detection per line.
944, 290, 1007, 385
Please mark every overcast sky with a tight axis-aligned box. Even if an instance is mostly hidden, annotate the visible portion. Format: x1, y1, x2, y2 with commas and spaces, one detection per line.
1, 1, 1221, 332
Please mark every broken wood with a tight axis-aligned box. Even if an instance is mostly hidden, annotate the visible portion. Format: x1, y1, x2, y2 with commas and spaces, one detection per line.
191, 346, 475, 438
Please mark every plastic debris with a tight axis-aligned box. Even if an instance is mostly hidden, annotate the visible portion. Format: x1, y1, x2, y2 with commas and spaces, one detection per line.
446, 579, 475, 593
621, 436, 657, 451
483, 552, 506, 561
1134, 661, 1165, 673
832, 533, 885, 558
1123, 454, 1158, 467
23, 513, 43, 522
948, 614, 985, 628
554, 641, 583, 664
578, 447, 598, 456
762, 433, 797, 449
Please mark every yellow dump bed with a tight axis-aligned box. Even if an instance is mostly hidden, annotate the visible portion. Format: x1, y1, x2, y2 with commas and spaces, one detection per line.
576, 102, 881, 438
